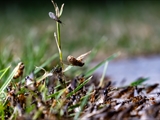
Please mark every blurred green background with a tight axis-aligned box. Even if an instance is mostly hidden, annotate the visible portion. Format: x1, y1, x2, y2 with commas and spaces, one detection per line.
1, 0, 160, 71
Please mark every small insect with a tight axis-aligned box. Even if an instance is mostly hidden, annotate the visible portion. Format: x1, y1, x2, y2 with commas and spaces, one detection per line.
13, 62, 25, 79
67, 51, 91, 67
49, 12, 62, 24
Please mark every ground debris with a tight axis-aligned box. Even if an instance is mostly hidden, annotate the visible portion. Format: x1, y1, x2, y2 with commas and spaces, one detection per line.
3, 67, 160, 120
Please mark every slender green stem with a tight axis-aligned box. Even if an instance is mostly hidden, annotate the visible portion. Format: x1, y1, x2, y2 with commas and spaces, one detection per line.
99, 61, 108, 87
56, 23, 61, 49
56, 22, 63, 67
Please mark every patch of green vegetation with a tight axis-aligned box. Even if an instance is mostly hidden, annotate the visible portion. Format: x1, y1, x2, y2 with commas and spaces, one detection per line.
0, 1, 120, 119
0, 1, 160, 119
130, 77, 149, 86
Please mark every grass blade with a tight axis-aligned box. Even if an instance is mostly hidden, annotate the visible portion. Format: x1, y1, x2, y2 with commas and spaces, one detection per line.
47, 88, 66, 99
86, 36, 107, 65
130, 77, 149, 86
85, 52, 120, 78
0, 66, 10, 80
99, 61, 108, 87
21, 53, 58, 83
34, 53, 58, 74
67, 76, 92, 98
74, 86, 93, 120
0, 65, 19, 94
63, 65, 73, 73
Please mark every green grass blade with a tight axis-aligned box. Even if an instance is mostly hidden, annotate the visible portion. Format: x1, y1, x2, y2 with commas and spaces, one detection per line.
0, 102, 5, 120
68, 104, 80, 112
99, 61, 108, 87
63, 65, 73, 73
56, 88, 66, 99
0, 66, 10, 80
67, 76, 92, 98
33, 110, 42, 120
0, 65, 19, 94
74, 86, 93, 120
86, 36, 107, 65
36, 72, 53, 83
130, 77, 149, 86
85, 52, 120, 78
21, 53, 58, 83
47, 91, 60, 99
34, 53, 58, 74
47, 88, 66, 99
47, 75, 91, 102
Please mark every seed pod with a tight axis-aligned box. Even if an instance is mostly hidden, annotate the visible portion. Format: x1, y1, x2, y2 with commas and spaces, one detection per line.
13, 62, 25, 79
67, 51, 91, 67
67, 55, 84, 67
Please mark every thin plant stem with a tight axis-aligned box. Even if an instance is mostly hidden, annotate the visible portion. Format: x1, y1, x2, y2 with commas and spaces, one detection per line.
56, 23, 61, 49
51, 0, 64, 67
56, 22, 63, 67
99, 61, 108, 87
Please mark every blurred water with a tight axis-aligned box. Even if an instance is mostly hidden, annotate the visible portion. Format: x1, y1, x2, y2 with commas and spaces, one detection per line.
95, 55, 160, 86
